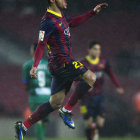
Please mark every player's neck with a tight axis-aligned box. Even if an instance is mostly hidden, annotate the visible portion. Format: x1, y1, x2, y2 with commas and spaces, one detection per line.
89, 55, 96, 60
48, 5, 62, 15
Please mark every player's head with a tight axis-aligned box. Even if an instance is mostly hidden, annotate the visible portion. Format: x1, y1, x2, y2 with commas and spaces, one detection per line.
48, 0, 68, 10
30, 43, 37, 57
88, 41, 101, 58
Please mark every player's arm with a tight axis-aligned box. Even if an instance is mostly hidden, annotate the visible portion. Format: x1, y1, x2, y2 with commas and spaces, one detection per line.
105, 60, 124, 94
30, 18, 55, 78
68, 3, 108, 27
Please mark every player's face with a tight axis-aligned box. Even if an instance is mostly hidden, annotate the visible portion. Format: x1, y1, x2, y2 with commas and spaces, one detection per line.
55, 0, 68, 10
89, 44, 101, 58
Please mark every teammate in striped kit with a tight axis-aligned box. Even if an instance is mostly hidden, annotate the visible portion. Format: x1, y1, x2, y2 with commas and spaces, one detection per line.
63, 41, 124, 140
15, 0, 108, 139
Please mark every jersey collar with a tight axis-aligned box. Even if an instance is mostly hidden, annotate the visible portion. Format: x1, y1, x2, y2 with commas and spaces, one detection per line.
86, 56, 100, 65
47, 9, 62, 17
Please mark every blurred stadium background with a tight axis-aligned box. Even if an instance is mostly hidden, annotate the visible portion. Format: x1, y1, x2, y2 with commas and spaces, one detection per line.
0, 0, 140, 139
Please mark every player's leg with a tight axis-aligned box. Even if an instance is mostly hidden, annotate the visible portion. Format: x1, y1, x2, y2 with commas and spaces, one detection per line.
94, 116, 105, 140
15, 89, 66, 140
85, 117, 94, 140
96, 115, 105, 128
94, 94, 105, 140
96, 93, 105, 128
34, 109, 49, 140
58, 82, 76, 129
63, 81, 89, 112
29, 103, 46, 140
24, 89, 65, 128
81, 69, 96, 88
59, 61, 96, 128
34, 121, 46, 140
85, 117, 99, 140
80, 103, 98, 140
63, 69, 96, 112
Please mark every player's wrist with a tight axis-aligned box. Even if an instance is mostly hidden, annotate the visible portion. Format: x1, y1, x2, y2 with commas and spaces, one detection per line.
90, 10, 96, 15
32, 64, 37, 68
32, 66, 37, 70
93, 9, 97, 14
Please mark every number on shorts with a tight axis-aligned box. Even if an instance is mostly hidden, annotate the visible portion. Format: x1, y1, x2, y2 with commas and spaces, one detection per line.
72, 61, 84, 69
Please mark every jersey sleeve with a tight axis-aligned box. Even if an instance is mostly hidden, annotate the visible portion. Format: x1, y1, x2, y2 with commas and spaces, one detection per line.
33, 18, 55, 67
39, 18, 55, 41
104, 59, 111, 73
104, 59, 121, 88
22, 63, 30, 84
67, 10, 96, 28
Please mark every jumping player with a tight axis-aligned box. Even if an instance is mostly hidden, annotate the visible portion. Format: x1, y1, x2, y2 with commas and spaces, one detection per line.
22, 43, 51, 140
15, 0, 108, 139
63, 41, 124, 140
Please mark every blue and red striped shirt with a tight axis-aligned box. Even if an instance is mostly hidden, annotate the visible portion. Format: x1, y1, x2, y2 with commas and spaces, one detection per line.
75, 56, 121, 96
33, 9, 95, 73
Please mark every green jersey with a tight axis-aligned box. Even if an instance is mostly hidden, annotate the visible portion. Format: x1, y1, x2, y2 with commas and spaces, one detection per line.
22, 59, 51, 103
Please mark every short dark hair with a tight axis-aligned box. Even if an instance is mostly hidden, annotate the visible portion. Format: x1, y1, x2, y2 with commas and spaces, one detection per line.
32, 43, 38, 52
89, 41, 101, 49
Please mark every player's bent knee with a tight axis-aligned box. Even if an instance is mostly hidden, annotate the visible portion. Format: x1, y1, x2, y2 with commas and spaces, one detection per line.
88, 73, 96, 87
82, 70, 96, 87
97, 119, 105, 128
50, 98, 63, 109
50, 90, 65, 109
50, 99, 62, 109
98, 122, 104, 128
85, 117, 93, 128
91, 73, 96, 83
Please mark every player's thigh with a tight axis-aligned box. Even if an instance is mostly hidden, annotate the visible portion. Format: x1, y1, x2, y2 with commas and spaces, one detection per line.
49, 89, 66, 109
51, 71, 73, 95
81, 70, 96, 87
96, 115, 105, 128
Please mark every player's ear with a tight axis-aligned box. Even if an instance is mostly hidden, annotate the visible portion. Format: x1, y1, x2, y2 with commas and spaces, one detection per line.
50, 0, 55, 3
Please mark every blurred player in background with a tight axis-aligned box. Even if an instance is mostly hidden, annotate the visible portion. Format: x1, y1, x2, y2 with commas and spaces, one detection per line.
22, 43, 51, 140
63, 41, 124, 140
15, 0, 108, 139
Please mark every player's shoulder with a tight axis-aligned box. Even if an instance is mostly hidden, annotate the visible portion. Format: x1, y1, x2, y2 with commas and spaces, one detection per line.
41, 12, 55, 23
100, 56, 109, 64
23, 59, 33, 68
40, 14, 56, 30
100, 56, 106, 61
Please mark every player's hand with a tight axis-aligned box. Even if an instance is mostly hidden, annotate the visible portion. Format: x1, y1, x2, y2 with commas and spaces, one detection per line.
30, 67, 37, 78
93, 3, 108, 14
116, 88, 124, 94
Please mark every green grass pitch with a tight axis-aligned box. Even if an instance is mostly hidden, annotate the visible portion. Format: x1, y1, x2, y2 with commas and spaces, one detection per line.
1, 138, 140, 140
